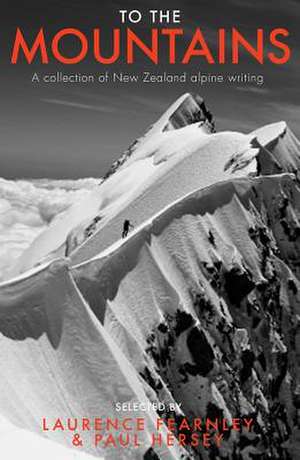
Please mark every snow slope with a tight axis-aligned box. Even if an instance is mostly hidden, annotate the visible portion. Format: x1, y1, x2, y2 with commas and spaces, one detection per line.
1, 93, 300, 459
0, 260, 187, 459
0, 415, 98, 460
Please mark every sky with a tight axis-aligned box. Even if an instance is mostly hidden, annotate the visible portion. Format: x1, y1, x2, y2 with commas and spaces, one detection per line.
0, 0, 299, 179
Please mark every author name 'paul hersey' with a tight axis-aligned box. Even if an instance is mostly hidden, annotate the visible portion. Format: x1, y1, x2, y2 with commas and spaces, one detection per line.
42, 416, 254, 449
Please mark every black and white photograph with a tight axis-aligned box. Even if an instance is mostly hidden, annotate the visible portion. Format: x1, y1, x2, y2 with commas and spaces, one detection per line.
0, 1, 299, 459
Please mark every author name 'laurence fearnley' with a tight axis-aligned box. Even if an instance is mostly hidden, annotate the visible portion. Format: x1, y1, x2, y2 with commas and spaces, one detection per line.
42, 416, 254, 449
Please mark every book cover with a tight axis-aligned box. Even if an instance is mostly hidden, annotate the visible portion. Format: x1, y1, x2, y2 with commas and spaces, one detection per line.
0, 1, 299, 459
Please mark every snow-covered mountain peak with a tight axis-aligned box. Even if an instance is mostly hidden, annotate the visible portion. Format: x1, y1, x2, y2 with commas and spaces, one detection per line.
1, 93, 300, 459
9, 94, 300, 277
103, 92, 216, 179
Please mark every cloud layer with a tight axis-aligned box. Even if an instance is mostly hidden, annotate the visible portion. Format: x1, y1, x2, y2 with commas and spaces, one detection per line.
0, 177, 99, 280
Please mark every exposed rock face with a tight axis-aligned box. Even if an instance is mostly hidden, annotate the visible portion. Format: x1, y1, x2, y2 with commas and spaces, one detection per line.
74, 173, 300, 460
